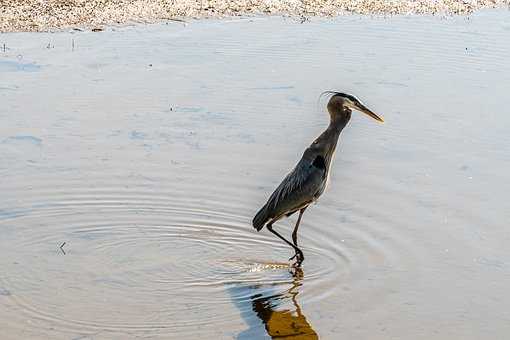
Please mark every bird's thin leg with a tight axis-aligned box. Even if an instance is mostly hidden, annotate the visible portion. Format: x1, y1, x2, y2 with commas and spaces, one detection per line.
292, 207, 307, 246
266, 223, 304, 263
289, 207, 307, 262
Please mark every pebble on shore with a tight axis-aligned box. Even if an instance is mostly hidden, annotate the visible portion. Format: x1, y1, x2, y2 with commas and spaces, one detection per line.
1, 0, 509, 32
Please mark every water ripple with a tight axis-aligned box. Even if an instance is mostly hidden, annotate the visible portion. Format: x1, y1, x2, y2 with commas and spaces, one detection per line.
0, 177, 411, 337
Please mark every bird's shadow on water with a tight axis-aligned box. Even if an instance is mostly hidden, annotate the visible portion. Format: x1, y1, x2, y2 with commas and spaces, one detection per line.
226, 267, 318, 339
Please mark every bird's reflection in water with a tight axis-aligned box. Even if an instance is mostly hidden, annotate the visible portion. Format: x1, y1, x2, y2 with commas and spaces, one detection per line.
229, 267, 318, 339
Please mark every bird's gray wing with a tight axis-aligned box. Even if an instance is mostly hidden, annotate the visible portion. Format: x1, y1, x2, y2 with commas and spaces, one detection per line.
265, 154, 327, 219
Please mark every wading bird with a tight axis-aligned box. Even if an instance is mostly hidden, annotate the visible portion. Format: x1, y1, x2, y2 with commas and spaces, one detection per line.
252, 92, 384, 266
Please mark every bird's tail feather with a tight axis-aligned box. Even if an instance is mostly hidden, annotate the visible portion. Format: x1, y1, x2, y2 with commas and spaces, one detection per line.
252, 205, 269, 231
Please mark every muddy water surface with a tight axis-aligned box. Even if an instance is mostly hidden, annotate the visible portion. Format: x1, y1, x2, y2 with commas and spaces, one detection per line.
1, 10, 510, 339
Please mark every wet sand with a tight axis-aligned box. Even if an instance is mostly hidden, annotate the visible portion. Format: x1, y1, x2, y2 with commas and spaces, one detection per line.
1, 9, 510, 340
1, 0, 510, 32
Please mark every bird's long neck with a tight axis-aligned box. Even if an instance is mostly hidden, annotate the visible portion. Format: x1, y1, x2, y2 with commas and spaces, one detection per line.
324, 119, 344, 159
311, 116, 348, 171
331, 117, 349, 133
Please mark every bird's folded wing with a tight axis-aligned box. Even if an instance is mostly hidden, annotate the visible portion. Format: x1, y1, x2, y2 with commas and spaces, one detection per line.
266, 157, 326, 217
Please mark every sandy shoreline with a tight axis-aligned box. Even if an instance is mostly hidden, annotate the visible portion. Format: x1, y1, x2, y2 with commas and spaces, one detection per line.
1, 0, 509, 32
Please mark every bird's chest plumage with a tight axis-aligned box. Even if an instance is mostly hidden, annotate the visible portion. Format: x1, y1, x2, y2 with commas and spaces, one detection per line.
312, 168, 330, 201
311, 146, 336, 201
323, 151, 336, 190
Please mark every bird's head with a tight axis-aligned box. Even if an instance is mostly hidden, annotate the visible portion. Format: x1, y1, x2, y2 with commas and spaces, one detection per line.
324, 92, 384, 124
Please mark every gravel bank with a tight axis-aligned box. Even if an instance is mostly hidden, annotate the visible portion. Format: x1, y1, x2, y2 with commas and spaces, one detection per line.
1, 0, 509, 32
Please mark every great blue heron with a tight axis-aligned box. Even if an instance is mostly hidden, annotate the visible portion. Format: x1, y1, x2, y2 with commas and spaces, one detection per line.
252, 92, 384, 266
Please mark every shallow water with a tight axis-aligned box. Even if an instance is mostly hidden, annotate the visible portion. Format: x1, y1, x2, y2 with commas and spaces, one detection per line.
1, 10, 510, 339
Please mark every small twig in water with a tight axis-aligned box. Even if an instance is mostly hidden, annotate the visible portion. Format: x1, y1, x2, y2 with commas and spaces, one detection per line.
59, 242, 67, 255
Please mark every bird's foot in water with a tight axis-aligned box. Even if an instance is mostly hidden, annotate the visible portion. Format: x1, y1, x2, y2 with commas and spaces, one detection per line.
289, 251, 304, 267
292, 257, 304, 268
289, 265, 304, 278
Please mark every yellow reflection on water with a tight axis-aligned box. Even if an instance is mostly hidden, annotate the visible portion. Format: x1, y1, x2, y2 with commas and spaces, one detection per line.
230, 267, 318, 339
251, 268, 318, 339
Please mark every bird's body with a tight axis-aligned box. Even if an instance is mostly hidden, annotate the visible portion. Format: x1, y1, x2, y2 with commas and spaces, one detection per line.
253, 112, 347, 231
252, 92, 383, 266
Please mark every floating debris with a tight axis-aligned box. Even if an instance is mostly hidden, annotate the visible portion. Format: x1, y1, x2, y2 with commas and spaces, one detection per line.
59, 242, 66, 255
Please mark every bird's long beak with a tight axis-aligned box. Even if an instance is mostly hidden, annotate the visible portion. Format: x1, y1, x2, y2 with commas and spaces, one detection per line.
351, 101, 384, 123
